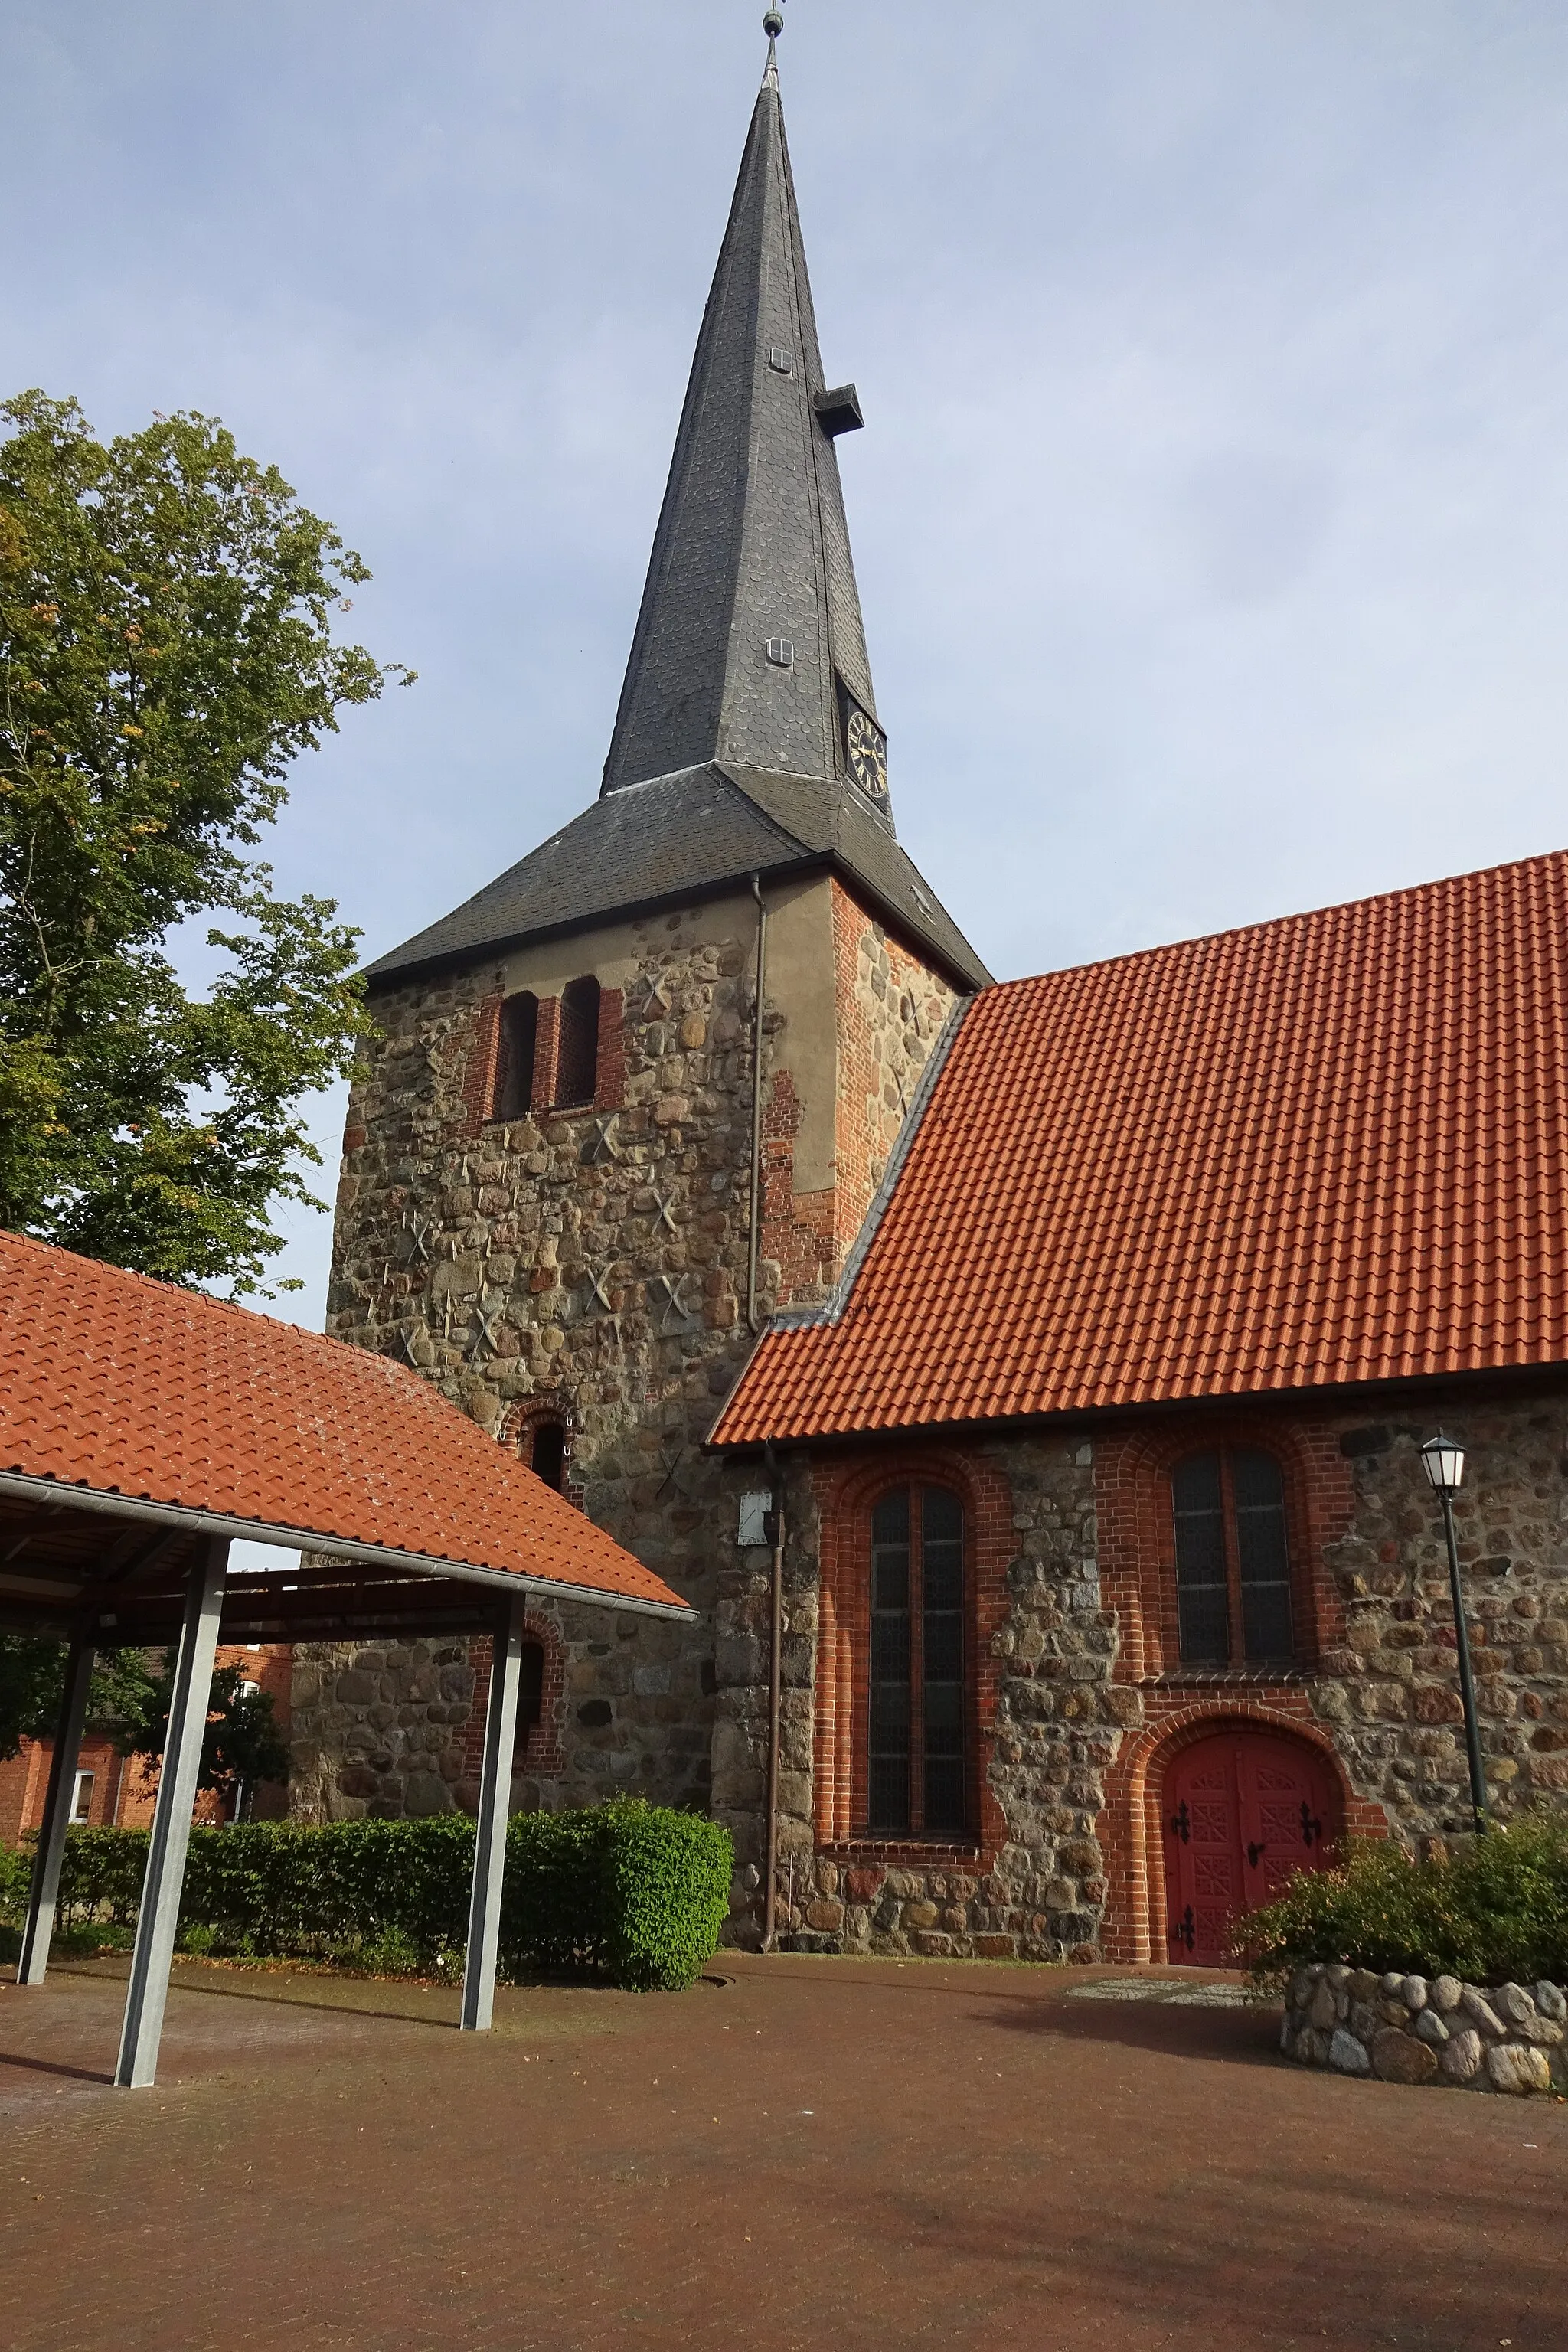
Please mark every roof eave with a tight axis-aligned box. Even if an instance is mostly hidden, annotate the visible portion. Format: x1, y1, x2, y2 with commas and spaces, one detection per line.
365, 843, 991, 998
0, 1468, 697, 1622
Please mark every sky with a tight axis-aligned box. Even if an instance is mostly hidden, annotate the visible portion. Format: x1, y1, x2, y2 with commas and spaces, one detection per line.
5, 0, 1568, 1328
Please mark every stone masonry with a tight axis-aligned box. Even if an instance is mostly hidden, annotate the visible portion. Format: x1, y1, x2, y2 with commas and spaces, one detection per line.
288, 878, 958, 1841
1282, 1961, 1567, 2094
718, 1388, 1568, 1961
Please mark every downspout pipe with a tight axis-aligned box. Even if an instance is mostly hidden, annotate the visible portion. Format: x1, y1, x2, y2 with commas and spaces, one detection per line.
760, 1440, 786, 1954
746, 875, 769, 1335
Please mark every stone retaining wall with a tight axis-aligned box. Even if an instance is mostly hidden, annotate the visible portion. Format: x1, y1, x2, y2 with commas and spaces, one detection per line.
1282, 1960, 1566, 2092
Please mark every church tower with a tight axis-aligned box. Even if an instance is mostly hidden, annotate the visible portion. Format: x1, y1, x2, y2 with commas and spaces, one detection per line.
295, 26, 988, 1896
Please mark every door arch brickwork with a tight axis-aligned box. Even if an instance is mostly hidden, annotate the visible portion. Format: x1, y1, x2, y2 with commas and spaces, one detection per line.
1097, 1697, 1387, 1964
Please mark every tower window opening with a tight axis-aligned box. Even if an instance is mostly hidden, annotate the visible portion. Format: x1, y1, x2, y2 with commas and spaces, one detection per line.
554, 975, 600, 1108
528, 1419, 567, 1492
493, 991, 539, 1121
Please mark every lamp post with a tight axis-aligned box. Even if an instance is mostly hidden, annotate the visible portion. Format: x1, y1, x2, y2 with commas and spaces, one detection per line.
1419, 1432, 1488, 1836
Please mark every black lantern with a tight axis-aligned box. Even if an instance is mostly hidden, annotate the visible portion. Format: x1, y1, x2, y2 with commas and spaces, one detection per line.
1419, 1432, 1466, 1498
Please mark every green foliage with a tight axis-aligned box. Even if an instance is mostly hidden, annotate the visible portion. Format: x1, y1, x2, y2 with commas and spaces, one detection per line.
16, 1802, 733, 1990
125, 1658, 290, 1799
0, 1637, 285, 1803
1240, 1815, 1568, 1988
0, 389, 410, 1292
0, 1636, 160, 1762
0, 1835, 30, 1919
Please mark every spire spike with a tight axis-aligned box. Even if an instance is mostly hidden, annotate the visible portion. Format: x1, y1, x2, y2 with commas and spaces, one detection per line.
762, 8, 783, 88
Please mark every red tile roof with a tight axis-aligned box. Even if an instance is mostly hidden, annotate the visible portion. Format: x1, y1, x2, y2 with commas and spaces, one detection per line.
715, 850, 1568, 1445
0, 1232, 686, 1612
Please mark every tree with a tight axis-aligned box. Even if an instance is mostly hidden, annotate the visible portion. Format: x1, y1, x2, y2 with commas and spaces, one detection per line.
0, 1638, 159, 1762
123, 1658, 291, 1812
0, 389, 411, 1295
0, 1642, 289, 1813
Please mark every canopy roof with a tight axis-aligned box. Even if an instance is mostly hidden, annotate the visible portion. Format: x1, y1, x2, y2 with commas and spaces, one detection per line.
0, 1230, 689, 1636
714, 848, 1568, 1444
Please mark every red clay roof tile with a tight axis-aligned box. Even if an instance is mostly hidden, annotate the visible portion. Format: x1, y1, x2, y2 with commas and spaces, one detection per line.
714, 849, 1568, 1445
0, 1231, 684, 1611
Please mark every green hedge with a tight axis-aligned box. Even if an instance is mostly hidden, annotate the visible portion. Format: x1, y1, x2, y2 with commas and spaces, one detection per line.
1240, 1814, 1568, 1989
0, 1802, 731, 1992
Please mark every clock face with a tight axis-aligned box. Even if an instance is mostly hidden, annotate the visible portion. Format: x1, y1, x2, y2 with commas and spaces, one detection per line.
845, 705, 889, 801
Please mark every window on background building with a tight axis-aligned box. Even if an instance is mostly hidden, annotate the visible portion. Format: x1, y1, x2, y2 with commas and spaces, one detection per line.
70, 1769, 94, 1824
1171, 1449, 1295, 1667
554, 975, 600, 1107
526, 1419, 567, 1492
493, 991, 539, 1121
867, 1486, 966, 1838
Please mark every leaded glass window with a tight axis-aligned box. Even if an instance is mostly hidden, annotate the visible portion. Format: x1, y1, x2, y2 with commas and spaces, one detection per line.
867, 1485, 967, 1838
1171, 1449, 1295, 1668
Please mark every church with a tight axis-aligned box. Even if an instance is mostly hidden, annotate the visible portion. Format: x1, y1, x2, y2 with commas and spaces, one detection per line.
299, 29, 1568, 1968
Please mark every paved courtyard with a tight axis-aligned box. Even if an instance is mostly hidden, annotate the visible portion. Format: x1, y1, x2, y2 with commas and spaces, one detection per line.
1, 1950, 1561, 2351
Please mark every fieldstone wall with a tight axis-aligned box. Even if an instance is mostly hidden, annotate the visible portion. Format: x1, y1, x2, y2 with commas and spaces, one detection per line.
723, 1435, 1113, 1959
294, 887, 954, 1826
1282, 1961, 1567, 2092
1315, 1401, 1568, 1838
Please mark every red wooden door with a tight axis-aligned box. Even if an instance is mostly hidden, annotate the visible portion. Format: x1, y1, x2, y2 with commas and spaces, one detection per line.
1162, 1731, 1336, 1967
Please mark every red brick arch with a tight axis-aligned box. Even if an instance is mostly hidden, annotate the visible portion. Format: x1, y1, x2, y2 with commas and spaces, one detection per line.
1094, 1414, 1355, 1683
810, 1446, 1012, 1863
463, 1608, 569, 1782
1098, 1697, 1387, 1964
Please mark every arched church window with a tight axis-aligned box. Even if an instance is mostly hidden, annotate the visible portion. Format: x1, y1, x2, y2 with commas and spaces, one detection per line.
493, 991, 539, 1121
554, 975, 600, 1108
1171, 1449, 1294, 1667
867, 1485, 966, 1837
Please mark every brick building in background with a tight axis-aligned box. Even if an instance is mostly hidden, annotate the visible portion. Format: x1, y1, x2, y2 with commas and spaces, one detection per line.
1, 1644, 292, 1844
305, 47, 1568, 1967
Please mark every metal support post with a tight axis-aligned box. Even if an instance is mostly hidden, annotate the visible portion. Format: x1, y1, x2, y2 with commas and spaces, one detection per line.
17, 1628, 96, 1985
114, 1536, 228, 2089
1439, 1490, 1489, 1835
760, 1486, 786, 1954
460, 1592, 526, 2033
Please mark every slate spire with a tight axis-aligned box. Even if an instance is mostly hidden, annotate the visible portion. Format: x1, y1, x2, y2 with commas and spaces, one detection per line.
600, 48, 885, 815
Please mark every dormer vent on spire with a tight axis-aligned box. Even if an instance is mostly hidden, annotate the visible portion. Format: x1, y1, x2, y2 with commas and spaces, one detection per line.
599, 65, 886, 816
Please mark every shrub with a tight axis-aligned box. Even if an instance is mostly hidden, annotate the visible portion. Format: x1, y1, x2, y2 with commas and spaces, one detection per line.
1240, 1814, 1568, 1989
22, 1802, 731, 1991
0, 1838, 31, 1921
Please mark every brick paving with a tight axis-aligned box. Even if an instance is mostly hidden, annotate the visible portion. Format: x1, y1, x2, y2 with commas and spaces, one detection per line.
1, 1952, 1563, 2351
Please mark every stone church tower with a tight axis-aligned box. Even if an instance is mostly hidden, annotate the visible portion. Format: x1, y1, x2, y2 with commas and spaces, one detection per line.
290, 47, 989, 1893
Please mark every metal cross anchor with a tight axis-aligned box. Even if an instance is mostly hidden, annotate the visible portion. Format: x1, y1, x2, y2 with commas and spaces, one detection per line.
585, 1113, 619, 1165
651, 1187, 678, 1236
472, 1302, 505, 1361
656, 1442, 692, 1501
409, 1218, 432, 1265
399, 1321, 428, 1368
640, 973, 673, 1020
649, 1273, 700, 1333
586, 1265, 616, 1314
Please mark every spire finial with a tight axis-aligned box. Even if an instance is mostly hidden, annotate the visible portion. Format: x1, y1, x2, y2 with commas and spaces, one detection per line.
763, 5, 783, 85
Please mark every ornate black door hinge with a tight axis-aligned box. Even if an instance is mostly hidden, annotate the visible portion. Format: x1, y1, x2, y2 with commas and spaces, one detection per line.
1168, 1799, 1191, 1844
1300, 1801, 1322, 1848
1246, 1841, 1267, 1868
1169, 1906, 1195, 1952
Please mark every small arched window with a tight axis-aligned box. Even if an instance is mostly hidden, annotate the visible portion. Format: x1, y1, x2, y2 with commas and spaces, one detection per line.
1171, 1448, 1294, 1666
528, 1419, 567, 1492
514, 1639, 546, 1758
554, 975, 600, 1108
493, 991, 539, 1121
867, 1485, 966, 1838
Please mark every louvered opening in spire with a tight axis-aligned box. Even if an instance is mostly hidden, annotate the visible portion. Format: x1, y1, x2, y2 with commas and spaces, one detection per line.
601, 70, 887, 823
